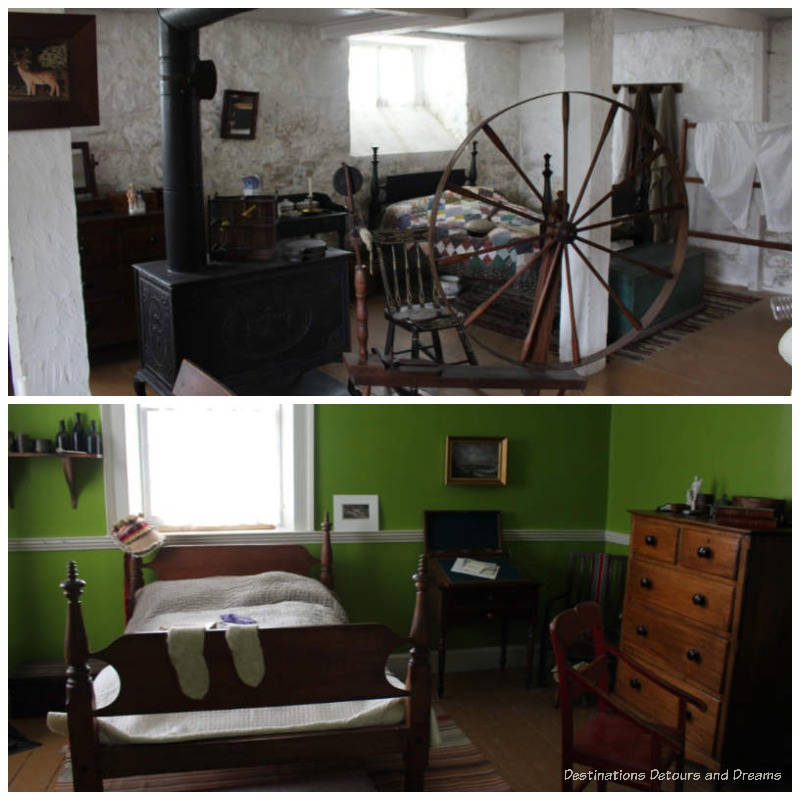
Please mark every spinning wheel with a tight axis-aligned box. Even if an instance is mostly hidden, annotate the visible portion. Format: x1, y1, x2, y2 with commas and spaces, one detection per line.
427, 90, 689, 369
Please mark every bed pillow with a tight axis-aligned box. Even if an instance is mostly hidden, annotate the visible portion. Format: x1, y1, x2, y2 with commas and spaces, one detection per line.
131, 571, 344, 623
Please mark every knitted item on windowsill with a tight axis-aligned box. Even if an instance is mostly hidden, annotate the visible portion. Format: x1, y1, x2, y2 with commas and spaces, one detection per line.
110, 514, 164, 557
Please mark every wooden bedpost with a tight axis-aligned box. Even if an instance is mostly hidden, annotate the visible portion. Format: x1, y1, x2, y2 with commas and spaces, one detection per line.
61, 562, 102, 791
467, 141, 478, 186
123, 552, 144, 624
320, 511, 334, 590
368, 146, 381, 229
404, 554, 431, 791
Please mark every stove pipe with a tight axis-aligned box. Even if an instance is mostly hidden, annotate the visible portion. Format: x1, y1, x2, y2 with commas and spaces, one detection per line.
157, 9, 245, 273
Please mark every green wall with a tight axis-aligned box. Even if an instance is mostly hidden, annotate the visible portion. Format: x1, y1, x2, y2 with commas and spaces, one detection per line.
8, 402, 790, 668
605, 404, 792, 533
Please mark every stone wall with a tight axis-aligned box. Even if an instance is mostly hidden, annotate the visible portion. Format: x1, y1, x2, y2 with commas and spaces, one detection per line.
72, 10, 520, 206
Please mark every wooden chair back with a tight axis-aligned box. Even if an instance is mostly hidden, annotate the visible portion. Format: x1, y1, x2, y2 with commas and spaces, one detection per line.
172, 359, 233, 395
370, 228, 444, 317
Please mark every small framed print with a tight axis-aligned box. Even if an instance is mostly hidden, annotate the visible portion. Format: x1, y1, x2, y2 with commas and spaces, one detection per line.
221, 89, 259, 139
333, 495, 379, 532
446, 436, 508, 486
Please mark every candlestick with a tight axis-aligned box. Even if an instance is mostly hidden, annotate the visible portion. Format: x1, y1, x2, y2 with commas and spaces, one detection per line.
307, 177, 313, 198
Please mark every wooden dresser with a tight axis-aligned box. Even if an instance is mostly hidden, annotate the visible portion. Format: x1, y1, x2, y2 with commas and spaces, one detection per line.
77, 209, 166, 349
617, 511, 790, 774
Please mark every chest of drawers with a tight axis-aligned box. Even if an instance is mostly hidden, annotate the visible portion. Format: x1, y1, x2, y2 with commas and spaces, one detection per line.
617, 511, 790, 774
77, 211, 166, 349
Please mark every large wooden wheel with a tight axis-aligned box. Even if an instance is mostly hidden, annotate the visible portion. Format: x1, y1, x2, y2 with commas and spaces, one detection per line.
427, 91, 689, 369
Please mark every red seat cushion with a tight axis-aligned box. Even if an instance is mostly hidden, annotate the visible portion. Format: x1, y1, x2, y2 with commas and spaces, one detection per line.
572, 711, 677, 773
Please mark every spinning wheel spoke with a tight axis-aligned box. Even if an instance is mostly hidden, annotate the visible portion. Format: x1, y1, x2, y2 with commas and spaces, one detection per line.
462, 239, 557, 327
569, 103, 619, 223
562, 246, 581, 363
445, 183, 545, 226
574, 234, 673, 279
577, 203, 686, 234
521, 242, 564, 363
436, 233, 542, 268
562, 92, 569, 209
569, 242, 643, 332
429, 90, 687, 372
482, 122, 546, 206
573, 146, 666, 226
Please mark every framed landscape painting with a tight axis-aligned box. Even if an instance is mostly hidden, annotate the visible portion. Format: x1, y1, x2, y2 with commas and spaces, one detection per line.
446, 436, 508, 486
9, 12, 99, 131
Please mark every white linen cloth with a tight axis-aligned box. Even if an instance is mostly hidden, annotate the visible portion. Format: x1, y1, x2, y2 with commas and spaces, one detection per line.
694, 121, 791, 232
611, 86, 633, 185
47, 571, 433, 745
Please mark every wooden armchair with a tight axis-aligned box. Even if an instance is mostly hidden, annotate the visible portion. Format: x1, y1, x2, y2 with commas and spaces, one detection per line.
551, 602, 706, 791
537, 552, 627, 687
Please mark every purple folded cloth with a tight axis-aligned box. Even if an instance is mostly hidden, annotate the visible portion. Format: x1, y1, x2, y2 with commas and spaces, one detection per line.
220, 613, 257, 625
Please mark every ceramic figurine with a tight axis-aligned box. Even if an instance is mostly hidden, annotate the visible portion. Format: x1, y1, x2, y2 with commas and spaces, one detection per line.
685, 475, 702, 511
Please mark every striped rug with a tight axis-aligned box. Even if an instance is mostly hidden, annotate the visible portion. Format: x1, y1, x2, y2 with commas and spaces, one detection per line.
454, 285, 758, 361
609, 287, 759, 361
53, 709, 512, 792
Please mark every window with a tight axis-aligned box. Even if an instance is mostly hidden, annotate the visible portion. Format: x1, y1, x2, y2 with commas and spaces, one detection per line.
103, 404, 313, 537
348, 35, 467, 157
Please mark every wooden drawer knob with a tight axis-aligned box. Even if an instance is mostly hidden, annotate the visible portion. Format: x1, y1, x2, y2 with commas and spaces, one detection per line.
692, 593, 706, 606
636, 624, 648, 636
697, 546, 712, 558
639, 577, 653, 589
644, 535, 657, 546
629, 678, 642, 690
686, 648, 701, 662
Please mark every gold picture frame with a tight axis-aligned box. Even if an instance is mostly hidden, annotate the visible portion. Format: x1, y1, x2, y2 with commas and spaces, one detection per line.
445, 436, 508, 486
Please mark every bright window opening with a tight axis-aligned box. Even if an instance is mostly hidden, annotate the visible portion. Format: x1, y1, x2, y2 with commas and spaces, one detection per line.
349, 36, 467, 157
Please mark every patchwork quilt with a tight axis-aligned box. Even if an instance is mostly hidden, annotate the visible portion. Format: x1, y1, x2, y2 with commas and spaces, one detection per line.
380, 187, 542, 286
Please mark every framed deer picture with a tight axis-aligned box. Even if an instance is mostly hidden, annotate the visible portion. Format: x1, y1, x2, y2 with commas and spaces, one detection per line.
9, 12, 99, 131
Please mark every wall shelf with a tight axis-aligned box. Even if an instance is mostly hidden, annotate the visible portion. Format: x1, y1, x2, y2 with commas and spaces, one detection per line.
8, 452, 103, 509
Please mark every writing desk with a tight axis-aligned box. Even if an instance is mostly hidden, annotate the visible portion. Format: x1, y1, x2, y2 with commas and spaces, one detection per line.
424, 511, 539, 697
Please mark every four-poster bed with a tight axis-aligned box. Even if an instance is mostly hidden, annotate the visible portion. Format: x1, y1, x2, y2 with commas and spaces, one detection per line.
51, 519, 433, 791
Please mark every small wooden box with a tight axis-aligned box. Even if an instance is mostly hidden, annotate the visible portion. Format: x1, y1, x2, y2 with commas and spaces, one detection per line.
208, 194, 277, 261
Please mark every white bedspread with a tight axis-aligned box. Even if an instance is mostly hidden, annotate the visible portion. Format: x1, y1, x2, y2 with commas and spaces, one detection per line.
47, 571, 409, 745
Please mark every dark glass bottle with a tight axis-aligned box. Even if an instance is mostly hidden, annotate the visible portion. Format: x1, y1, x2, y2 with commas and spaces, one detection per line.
87, 420, 102, 456
56, 419, 70, 451
72, 412, 87, 452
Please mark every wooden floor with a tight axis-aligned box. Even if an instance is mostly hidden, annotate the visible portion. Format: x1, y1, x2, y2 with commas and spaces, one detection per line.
89, 288, 791, 397
6, 669, 719, 792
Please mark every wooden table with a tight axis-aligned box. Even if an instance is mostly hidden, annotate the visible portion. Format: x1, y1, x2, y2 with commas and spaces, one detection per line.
277, 192, 348, 248
429, 556, 539, 697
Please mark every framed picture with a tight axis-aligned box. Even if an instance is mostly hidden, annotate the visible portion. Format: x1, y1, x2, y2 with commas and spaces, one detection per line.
71, 141, 97, 196
9, 12, 99, 131
333, 494, 379, 532
445, 436, 508, 486
221, 90, 259, 139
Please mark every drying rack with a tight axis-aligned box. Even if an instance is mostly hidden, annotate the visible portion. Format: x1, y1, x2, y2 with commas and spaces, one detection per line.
679, 119, 792, 253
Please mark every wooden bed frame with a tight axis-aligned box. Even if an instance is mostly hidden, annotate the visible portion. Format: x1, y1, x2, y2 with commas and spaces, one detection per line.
60, 524, 432, 791
368, 142, 479, 229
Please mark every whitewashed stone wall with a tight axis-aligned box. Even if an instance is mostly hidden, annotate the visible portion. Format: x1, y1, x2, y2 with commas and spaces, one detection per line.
72, 10, 520, 209
8, 129, 90, 395
614, 23, 790, 290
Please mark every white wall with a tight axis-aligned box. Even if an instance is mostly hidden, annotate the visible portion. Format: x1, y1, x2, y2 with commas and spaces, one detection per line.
8, 129, 90, 395
71, 10, 520, 203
